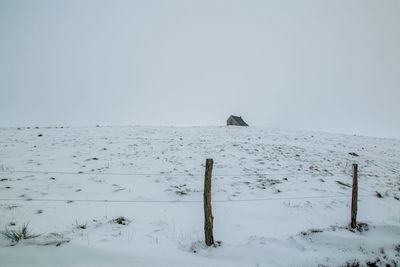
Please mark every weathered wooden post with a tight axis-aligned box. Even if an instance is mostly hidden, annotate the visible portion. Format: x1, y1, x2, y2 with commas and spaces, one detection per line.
351, 163, 358, 229
204, 158, 214, 246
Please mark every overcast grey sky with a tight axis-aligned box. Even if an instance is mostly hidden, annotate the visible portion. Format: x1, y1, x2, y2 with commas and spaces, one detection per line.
0, 0, 399, 138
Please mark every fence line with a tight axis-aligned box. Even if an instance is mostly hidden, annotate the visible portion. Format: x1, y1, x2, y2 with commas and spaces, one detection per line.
0, 169, 353, 177
0, 194, 373, 204
0, 170, 389, 179
0, 170, 189, 176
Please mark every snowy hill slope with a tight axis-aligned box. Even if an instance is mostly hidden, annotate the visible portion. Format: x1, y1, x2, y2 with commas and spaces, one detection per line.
0, 126, 399, 266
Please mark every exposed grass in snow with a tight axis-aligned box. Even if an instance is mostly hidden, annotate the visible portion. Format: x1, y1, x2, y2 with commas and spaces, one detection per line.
110, 216, 131, 225
1, 223, 40, 244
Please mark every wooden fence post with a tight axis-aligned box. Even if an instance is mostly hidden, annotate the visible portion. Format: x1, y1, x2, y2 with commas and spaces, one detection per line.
204, 158, 214, 246
351, 163, 358, 229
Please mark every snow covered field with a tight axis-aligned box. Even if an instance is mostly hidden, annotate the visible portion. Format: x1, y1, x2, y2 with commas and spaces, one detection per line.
0, 126, 399, 266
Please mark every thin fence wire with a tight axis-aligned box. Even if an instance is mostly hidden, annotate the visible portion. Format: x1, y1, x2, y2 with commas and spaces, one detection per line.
0, 166, 389, 204
0, 169, 353, 177
0, 194, 373, 204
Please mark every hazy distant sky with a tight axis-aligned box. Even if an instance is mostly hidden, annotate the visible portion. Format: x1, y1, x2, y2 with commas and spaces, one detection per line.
1, 0, 399, 138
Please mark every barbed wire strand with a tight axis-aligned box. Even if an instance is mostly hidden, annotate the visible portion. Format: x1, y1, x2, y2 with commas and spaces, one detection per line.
0, 170, 358, 177
0, 195, 374, 204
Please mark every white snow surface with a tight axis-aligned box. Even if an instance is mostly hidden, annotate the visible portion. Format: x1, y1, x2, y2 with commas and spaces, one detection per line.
0, 126, 399, 266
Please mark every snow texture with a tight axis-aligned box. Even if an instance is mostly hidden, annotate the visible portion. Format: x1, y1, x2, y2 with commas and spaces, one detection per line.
0, 126, 399, 266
